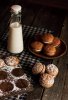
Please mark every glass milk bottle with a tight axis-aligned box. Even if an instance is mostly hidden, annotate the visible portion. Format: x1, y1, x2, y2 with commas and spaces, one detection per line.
7, 5, 24, 53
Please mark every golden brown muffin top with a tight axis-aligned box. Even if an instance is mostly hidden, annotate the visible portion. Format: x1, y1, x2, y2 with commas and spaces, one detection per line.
44, 44, 56, 53
42, 33, 54, 43
31, 41, 43, 50
52, 37, 61, 47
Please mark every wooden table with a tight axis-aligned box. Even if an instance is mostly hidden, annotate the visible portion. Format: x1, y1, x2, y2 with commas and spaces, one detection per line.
0, 4, 68, 100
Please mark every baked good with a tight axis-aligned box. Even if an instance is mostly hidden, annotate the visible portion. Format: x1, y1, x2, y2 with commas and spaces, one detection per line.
0, 58, 32, 98
32, 62, 46, 74
5, 56, 19, 66
52, 37, 61, 47
16, 79, 28, 89
11, 68, 24, 77
0, 59, 6, 68
0, 71, 7, 80
46, 64, 59, 78
0, 81, 13, 92
43, 44, 56, 56
39, 73, 54, 88
31, 41, 43, 52
41, 33, 54, 44
40, 64, 46, 74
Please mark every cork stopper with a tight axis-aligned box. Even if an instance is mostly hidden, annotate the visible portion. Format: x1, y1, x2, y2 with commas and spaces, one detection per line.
11, 5, 21, 14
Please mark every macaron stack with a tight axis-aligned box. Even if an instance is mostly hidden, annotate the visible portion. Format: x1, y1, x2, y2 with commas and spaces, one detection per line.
32, 62, 59, 88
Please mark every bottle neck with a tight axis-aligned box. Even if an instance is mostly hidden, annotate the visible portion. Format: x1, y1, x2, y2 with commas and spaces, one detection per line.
10, 11, 21, 25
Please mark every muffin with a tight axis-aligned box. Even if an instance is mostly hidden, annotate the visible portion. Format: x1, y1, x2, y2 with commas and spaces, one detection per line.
0, 59, 6, 68
0, 71, 8, 80
43, 44, 56, 56
11, 68, 24, 77
32, 62, 46, 74
0, 81, 13, 92
31, 41, 43, 52
40, 73, 54, 88
5, 56, 19, 66
46, 64, 59, 78
41, 33, 54, 44
16, 79, 28, 89
52, 37, 61, 47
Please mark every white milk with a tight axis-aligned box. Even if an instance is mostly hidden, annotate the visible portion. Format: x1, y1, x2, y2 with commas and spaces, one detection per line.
7, 22, 24, 53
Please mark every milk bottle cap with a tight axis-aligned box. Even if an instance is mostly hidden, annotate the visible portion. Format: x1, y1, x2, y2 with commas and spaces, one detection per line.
11, 5, 21, 14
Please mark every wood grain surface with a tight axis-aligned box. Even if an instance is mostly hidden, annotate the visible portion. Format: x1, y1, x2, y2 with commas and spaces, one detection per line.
0, 1, 67, 100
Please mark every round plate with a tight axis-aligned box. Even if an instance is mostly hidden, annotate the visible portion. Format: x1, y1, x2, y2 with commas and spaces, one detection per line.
28, 38, 67, 59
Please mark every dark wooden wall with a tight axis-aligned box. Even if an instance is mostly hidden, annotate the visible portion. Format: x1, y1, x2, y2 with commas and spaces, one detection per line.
26, 0, 68, 10
0, 0, 68, 10
0, 0, 66, 37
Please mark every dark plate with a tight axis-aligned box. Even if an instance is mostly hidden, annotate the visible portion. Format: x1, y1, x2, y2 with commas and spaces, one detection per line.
28, 38, 67, 59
